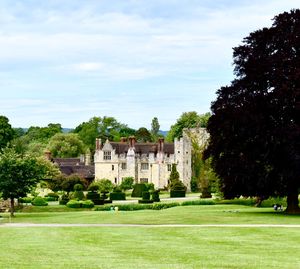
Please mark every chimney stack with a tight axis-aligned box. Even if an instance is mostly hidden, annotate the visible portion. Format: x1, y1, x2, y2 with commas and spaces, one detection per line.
158, 138, 164, 152
129, 136, 136, 148
96, 138, 102, 150
120, 137, 127, 143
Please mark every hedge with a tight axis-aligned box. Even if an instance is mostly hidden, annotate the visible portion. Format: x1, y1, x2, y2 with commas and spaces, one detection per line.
19, 197, 33, 204
170, 190, 186, 198
110, 192, 126, 200
131, 184, 147, 197
66, 200, 94, 208
31, 196, 48, 206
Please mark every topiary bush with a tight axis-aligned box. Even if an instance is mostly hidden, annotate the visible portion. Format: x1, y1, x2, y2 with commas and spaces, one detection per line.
138, 191, 153, 204
66, 200, 81, 208
120, 177, 134, 191
170, 180, 186, 198
31, 196, 48, 206
19, 197, 33, 204
86, 191, 104, 205
142, 191, 150, 200
151, 190, 160, 202
71, 184, 85, 200
81, 200, 94, 208
131, 183, 147, 197
110, 191, 126, 200
59, 193, 69, 205
45, 192, 59, 201
88, 184, 99, 192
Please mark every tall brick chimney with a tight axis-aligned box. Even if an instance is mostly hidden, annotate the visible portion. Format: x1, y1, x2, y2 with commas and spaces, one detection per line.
96, 138, 102, 150
158, 138, 164, 152
120, 137, 127, 143
129, 136, 136, 148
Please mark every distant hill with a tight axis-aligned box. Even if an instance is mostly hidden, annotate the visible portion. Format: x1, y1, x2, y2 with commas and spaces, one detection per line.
62, 128, 74, 133
159, 130, 168, 137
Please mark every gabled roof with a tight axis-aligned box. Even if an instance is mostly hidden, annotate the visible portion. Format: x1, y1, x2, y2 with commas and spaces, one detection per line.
53, 158, 95, 179
108, 142, 174, 155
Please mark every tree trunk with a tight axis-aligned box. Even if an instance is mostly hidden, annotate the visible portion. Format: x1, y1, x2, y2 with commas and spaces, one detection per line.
10, 198, 15, 217
286, 189, 300, 214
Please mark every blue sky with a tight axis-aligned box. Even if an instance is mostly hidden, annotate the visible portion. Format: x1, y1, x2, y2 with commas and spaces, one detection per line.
0, 0, 298, 130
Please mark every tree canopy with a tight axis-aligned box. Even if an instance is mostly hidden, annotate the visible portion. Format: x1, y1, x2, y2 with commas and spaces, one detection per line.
205, 9, 300, 213
0, 148, 60, 216
74, 116, 130, 151
166, 112, 210, 142
0, 116, 15, 151
135, 127, 152, 142
47, 133, 86, 158
151, 117, 160, 140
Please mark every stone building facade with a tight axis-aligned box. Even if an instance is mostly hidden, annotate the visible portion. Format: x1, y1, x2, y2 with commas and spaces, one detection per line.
94, 136, 192, 190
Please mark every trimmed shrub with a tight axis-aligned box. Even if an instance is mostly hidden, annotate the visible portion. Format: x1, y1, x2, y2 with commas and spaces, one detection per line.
94, 202, 180, 211
19, 197, 33, 204
170, 190, 186, 198
142, 191, 150, 200
100, 192, 109, 200
138, 199, 153, 204
120, 177, 134, 191
71, 184, 85, 201
181, 199, 216, 206
31, 196, 48, 206
145, 183, 155, 191
217, 198, 256, 206
170, 180, 186, 197
86, 191, 100, 200
88, 184, 99, 192
151, 190, 160, 202
59, 193, 69, 205
81, 200, 94, 208
74, 183, 83, 191
45, 192, 59, 201
131, 183, 147, 197
110, 192, 126, 200
138, 191, 153, 204
151, 202, 180, 210
91, 179, 114, 193
86, 191, 104, 205
66, 200, 82, 208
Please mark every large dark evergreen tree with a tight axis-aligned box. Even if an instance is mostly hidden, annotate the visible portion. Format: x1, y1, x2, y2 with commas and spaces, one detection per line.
205, 9, 300, 213
0, 116, 15, 151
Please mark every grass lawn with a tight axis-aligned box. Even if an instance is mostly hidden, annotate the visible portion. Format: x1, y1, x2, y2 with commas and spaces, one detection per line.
1, 204, 300, 225
0, 205, 299, 268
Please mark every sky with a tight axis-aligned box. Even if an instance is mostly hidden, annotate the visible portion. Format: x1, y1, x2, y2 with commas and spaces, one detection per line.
0, 0, 298, 130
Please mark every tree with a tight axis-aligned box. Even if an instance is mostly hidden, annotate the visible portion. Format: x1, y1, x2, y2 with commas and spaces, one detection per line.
168, 164, 180, 189
205, 9, 300, 213
74, 116, 129, 151
120, 177, 134, 191
0, 116, 15, 151
74, 117, 100, 152
135, 127, 152, 142
166, 112, 211, 142
11, 123, 62, 156
0, 148, 59, 216
151, 117, 160, 140
90, 179, 114, 193
47, 133, 86, 158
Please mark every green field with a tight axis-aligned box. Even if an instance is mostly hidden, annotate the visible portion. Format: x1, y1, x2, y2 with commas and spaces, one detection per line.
0, 205, 299, 269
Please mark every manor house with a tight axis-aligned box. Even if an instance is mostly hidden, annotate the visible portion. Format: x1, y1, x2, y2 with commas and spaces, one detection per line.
94, 136, 192, 190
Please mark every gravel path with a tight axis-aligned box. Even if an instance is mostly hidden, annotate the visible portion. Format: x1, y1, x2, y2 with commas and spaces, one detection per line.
1, 223, 300, 228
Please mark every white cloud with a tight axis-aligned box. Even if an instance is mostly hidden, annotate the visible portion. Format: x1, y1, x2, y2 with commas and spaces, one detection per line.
0, 0, 299, 128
